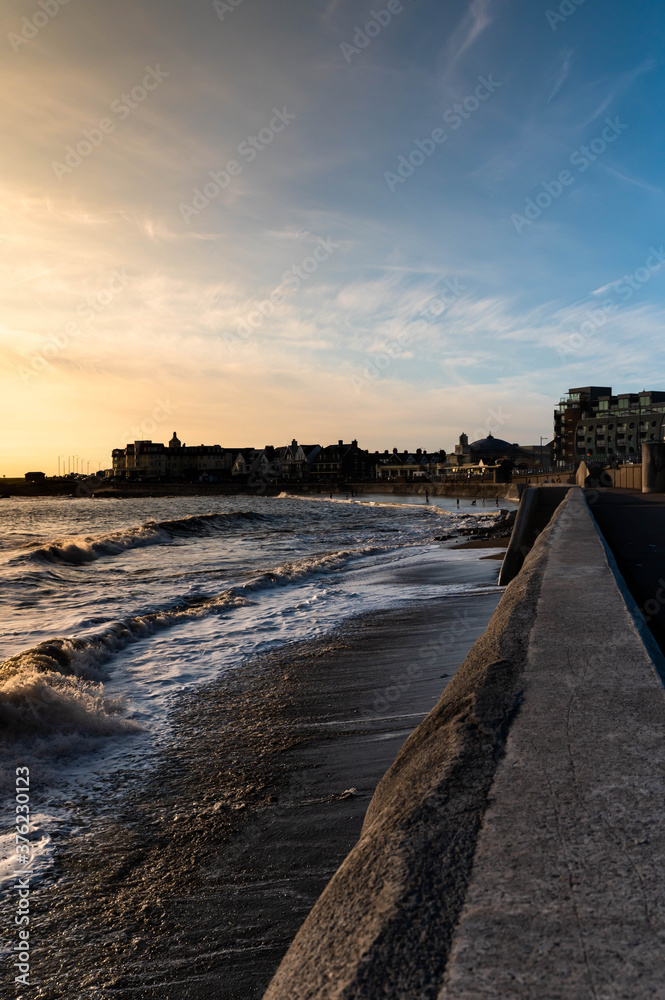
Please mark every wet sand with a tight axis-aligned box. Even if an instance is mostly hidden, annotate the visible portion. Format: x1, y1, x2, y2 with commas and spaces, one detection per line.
10, 588, 501, 999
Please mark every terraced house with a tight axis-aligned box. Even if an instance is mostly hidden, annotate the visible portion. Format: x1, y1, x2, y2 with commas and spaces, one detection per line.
310, 440, 376, 483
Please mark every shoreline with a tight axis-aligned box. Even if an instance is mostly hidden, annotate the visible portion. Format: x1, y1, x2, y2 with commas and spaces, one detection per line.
10, 591, 501, 999
264, 488, 665, 1000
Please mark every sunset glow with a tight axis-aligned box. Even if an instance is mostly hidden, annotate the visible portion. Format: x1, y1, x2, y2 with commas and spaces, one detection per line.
2, 0, 664, 474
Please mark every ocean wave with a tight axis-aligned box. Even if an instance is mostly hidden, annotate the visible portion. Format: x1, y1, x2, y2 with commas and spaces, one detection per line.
0, 545, 380, 700
9, 511, 265, 566
0, 668, 141, 736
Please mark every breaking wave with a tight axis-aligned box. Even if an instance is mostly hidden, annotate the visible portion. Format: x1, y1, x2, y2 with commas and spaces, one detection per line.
10, 511, 265, 566
0, 668, 140, 736
0, 546, 380, 733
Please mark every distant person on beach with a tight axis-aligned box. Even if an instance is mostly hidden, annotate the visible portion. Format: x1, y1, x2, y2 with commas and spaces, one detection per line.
482, 497, 485, 506
496, 497, 499, 505
471, 499, 476, 506
425, 490, 429, 504
456, 498, 459, 507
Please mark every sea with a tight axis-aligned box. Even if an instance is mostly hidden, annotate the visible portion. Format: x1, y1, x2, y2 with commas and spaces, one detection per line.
0, 491, 509, 996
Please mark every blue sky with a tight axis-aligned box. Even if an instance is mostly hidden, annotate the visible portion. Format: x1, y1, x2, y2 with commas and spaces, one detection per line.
2, 0, 665, 472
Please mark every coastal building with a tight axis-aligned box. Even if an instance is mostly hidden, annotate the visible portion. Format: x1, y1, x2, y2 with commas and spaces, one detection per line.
444, 433, 551, 472
375, 448, 446, 480
277, 441, 321, 481
112, 432, 230, 480
229, 442, 321, 482
310, 440, 375, 483
230, 449, 260, 478
553, 387, 611, 465
111, 434, 323, 483
554, 387, 665, 465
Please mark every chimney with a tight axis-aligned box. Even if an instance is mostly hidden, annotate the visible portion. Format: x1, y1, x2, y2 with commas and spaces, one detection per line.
351, 439, 357, 447
292, 439, 297, 448
338, 439, 343, 446
393, 447, 398, 454
416, 448, 422, 455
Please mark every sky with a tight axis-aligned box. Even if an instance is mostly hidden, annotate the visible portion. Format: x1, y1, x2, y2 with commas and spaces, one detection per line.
2, 0, 665, 474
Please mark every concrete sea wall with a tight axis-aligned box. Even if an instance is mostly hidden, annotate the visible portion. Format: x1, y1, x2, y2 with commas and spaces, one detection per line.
264, 488, 665, 999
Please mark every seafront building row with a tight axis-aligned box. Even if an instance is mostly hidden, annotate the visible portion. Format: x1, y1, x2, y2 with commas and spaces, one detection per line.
554, 385, 665, 465
110, 431, 554, 483
113, 384, 665, 484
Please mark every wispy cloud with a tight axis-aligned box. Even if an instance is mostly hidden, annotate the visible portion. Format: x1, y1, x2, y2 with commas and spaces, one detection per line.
598, 163, 663, 198
442, 0, 496, 79
548, 51, 573, 102
6, 266, 61, 288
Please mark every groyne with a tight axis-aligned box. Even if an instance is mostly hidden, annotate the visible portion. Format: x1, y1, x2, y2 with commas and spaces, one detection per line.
264, 487, 665, 998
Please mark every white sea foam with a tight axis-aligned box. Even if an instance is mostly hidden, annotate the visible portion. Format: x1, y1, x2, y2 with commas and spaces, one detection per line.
0, 545, 386, 723
0, 494, 507, 898
0, 814, 61, 894
0, 667, 141, 736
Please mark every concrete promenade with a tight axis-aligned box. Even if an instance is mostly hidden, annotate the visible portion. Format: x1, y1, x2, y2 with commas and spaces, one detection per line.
265, 488, 665, 999
441, 489, 665, 999
590, 488, 665, 662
